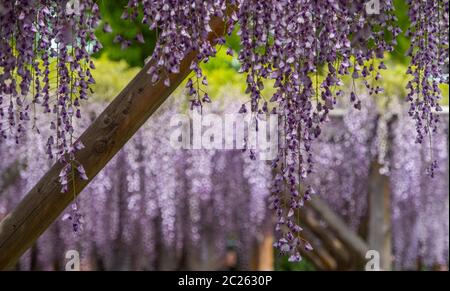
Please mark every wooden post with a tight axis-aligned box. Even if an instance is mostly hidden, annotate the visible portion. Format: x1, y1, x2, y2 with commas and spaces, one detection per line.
250, 227, 274, 271
367, 162, 392, 271
0, 17, 228, 270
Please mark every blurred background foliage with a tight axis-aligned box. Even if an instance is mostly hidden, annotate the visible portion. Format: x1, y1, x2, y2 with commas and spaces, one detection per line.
95, 0, 157, 67
275, 254, 316, 271
90, 55, 141, 101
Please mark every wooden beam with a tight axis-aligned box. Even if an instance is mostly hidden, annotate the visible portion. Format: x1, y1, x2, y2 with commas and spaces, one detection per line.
300, 228, 338, 270
0, 17, 228, 270
308, 197, 370, 263
299, 206, 352, 269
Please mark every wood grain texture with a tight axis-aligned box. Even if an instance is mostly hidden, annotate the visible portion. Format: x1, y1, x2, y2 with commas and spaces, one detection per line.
0, 17, 227, 270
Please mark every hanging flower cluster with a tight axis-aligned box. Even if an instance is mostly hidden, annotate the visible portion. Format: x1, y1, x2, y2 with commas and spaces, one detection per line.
236, 0, 399, 261
405, 0, 449, 177
0, 0, 102, 191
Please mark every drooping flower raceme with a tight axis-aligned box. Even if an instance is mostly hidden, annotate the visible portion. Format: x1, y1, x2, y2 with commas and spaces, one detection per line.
405, 0, 449, 177
0, 0, 101, 191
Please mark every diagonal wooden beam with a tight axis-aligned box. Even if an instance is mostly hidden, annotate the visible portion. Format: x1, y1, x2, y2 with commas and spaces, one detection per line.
308, 197, 370, 263
299, 205, 352, 269
0, 17, 228, 270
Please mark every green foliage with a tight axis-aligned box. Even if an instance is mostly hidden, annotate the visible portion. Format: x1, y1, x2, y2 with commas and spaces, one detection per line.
224, 25, 243, 53
379, 61, 449, 106
274, 253, 316, 271
90, 55, 141, 101
200, 48, 244, 98
95, 0, 156, 67
441, 87, 449, 106
389, 0, 412, 65
200, 43, 277, 102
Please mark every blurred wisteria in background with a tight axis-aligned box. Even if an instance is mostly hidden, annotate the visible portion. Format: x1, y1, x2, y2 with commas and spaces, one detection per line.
390, 109, 449, 270
308, 96, 449, 270
0, 92, 448, 270
0, 98, 272, 271
307, 96, 378, 232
